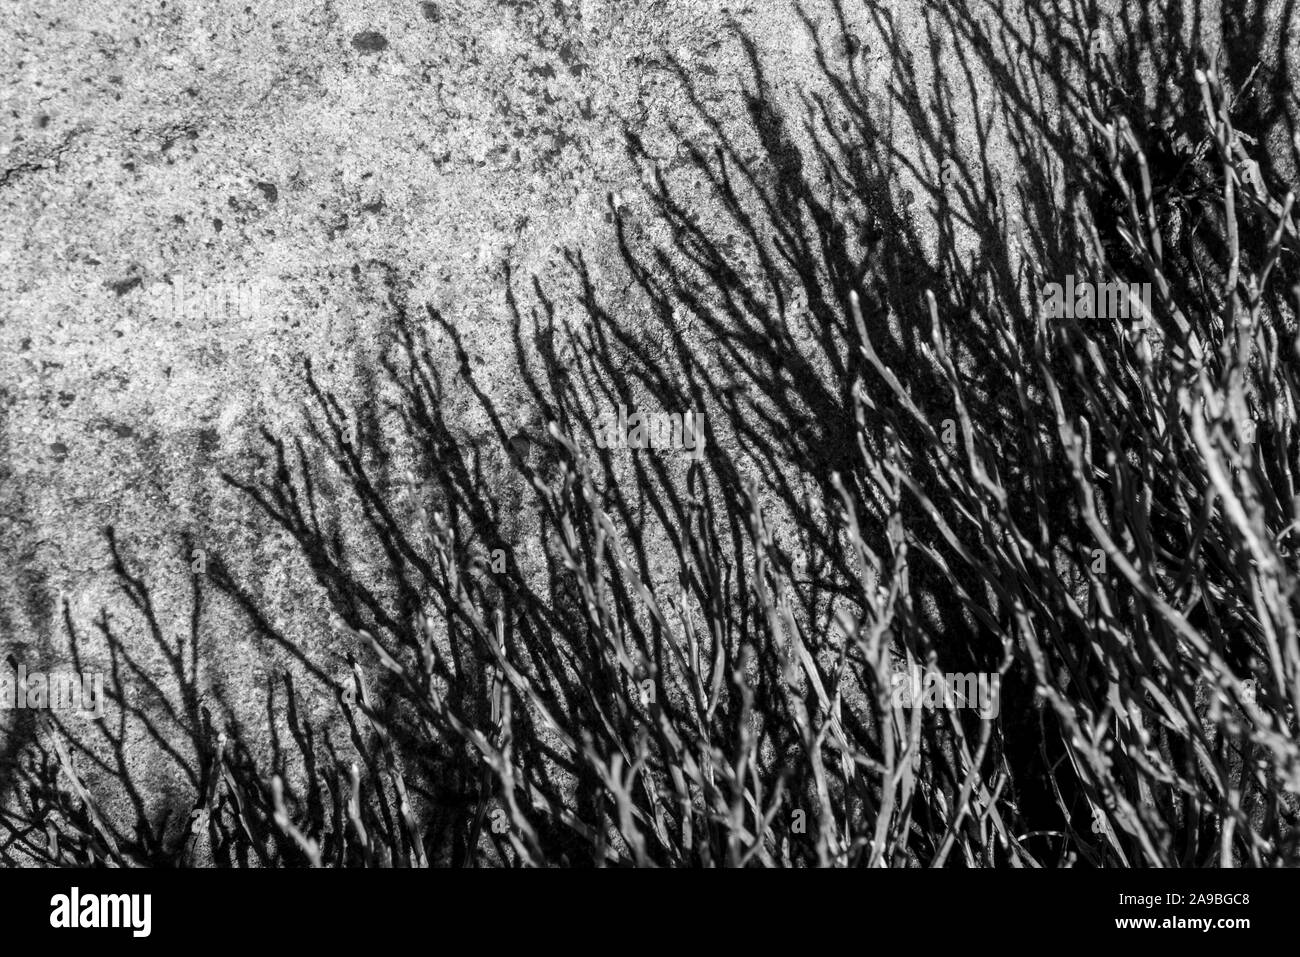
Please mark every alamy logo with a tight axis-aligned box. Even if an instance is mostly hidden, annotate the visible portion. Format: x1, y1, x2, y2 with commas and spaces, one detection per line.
890, 665, 1001, 718
50, 888, 151, 937
1041, 274, 1151, 323
593, 405, 706, 460
1, 664, 104, 720
145, 276, 265, 322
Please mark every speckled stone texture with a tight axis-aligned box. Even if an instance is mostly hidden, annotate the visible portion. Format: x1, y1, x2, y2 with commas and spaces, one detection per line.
1, 0, 1294, 853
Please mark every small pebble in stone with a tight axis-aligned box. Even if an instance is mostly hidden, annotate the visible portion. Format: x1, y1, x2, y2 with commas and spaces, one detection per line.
351, 31, 388, 53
